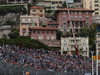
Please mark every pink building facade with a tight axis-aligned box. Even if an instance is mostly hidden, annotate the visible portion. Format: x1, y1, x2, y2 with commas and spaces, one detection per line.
20, 15, 52, 36
29, 27, 60, 45
30, 27, 57, 40
56, 8, 94, 32
20, 15, 60, 45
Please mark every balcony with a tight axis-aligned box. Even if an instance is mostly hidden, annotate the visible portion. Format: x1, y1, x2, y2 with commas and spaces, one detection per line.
20, 21, 32, 23
69, 42, 75, 45
69, 41, 81, 45
44, 4, 51, 6
37, 0, 44, 2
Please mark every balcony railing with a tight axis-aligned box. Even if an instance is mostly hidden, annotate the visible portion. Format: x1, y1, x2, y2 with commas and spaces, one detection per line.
20, 21, 32, 23
37, 0, 44, 2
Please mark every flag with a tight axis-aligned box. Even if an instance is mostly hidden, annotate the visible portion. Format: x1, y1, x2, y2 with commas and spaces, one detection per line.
74, 46, 79, 55
26, 72, 29, 74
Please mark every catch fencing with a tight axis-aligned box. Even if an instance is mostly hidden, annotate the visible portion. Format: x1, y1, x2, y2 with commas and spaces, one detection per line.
0, 62, 99, 75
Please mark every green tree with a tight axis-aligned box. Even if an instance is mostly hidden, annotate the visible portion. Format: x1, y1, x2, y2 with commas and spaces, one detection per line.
2, 34, 7, 39
27, 3, 32, 15
78, 26, 97, 52
0, 5, 27, 16
46, 10, 52, 13
0, 36, 50, 50
8, 30, 19, 39
5, 20, 15, 25
61, 1, 67, 8
57, 31, 63, 40
78, 27, 89, 37
51, 11, 57, 21
0, 1, 7, 5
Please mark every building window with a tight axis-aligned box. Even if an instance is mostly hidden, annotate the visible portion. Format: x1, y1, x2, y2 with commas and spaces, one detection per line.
79, 16, 82, 20
98, 34, 100, 37
79, 12, 81, 14
47, 36, 50, 40
42, 30, 44, 33
39, 36, 43, 40
63, 16, 66, 20
33, 30, 35, 33
59, 1, 62, 4
86, 22, 89, 27
63, 11, 66, 14
33, 23, 37, 26
22, 28, 26, 32
40, 10, 42, 12
52, 7, 55, 9
95, 4, 99, 7
51, 36, 54, 40
23, 32, 25, 36
47, 30, 49, 33
86, 12, 88, 15
75, 12, 77, 14
63, 22, 66, 28
33, 10, 36, 12
86, 16, 89, 20
95, 12, 99, 15
38, 2, 42, 4
71, 16, 73, 20
64, 40, 67, 45
56, 25, 58, 28
76, 40, 79, 43
32, 37, 36, 39
71, 45, 74, 49
34, 19, 36, 21
38, 30, 40, 33
83, 52, 87, 55
64, 47, 67, 50
23, 19, 25, 22
51, 30, 53, 34
83, 47, 86, 50
71, 12, 73, 14
83, 40, 86, 44
70, 40, 74, 43
75, 16, 77, 20
95, 8, 99, 11
29, 31, 31, 35
95, 1, 98, 3
28, 19, 31, 22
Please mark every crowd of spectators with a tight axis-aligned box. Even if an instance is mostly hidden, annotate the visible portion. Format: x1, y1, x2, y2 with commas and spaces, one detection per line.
0, 45, 99, 73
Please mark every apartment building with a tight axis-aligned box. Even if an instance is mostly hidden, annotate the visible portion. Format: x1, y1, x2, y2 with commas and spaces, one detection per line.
61, 37, 89, 57
83, 0, 100, 23
56, 8, 94, 33
83, 0, 100, 15
67, 0, 82, 8
96, 32, 100, 55
30, 27, 57, 40
20, 15, 60, 45
20, 15, 50, 36
36, 0, 66, 10
6, 0, 33, 5
30, 6, 45, 18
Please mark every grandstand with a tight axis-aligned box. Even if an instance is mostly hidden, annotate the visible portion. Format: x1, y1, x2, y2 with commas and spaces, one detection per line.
0, 45, 99, 75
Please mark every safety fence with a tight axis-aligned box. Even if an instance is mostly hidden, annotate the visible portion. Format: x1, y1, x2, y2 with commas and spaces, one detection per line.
0, 62, 99, 75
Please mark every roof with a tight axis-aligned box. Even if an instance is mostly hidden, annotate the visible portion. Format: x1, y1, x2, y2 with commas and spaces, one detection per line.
30, 6, 44, 9
56, 8, 94, 12
29, 27, 57, 30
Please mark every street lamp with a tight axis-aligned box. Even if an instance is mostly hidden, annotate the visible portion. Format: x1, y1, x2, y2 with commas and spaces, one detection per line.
90, 51, 94, 75
94, 40, 100, 75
